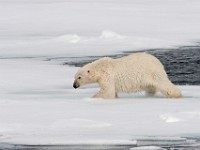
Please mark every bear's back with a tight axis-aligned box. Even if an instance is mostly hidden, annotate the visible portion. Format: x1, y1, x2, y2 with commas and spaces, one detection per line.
114, 53, 165, 72
113, 53, 168, 92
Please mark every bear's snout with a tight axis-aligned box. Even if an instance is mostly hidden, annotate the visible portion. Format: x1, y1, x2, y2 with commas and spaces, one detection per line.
73, 81, 79, 89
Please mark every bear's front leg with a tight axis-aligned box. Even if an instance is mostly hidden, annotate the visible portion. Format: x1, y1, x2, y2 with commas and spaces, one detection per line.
92, 76, 116, 99
93, 89, 116, 99
93, 81, 116, 99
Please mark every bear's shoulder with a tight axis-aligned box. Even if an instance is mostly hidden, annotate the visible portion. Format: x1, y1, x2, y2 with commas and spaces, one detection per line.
89, 57, 114, 72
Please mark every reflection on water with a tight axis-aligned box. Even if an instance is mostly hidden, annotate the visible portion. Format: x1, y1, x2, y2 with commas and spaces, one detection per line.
1, 136, 200, 150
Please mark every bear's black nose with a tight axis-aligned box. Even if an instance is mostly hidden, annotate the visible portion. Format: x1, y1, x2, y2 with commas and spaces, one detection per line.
73, 82, 79, 89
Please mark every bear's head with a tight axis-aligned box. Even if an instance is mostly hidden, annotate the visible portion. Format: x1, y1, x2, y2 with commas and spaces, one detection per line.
73, 57, 113, 89
73, 63, 98, 89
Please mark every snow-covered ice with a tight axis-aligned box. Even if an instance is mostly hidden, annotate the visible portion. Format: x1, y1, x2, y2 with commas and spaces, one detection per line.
0, 58, 200, 145
1, 0, 200, 56
0, 0, 200, 146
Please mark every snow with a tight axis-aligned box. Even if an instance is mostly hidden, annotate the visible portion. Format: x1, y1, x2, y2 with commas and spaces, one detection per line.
130, 146, 165, 150
1, 0, 200, 56
0, 0, 200, 146
0, 58, 200, 145
159, 114, 182, 123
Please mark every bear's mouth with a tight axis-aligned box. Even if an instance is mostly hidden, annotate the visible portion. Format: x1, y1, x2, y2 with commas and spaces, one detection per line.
73, 81, 79, 89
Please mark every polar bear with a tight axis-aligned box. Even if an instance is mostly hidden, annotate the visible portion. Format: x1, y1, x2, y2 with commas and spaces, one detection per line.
73, 53, 182, 99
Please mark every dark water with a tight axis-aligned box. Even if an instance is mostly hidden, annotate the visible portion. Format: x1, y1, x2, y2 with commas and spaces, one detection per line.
62, 45, 200, 85
147, 46, 200, 85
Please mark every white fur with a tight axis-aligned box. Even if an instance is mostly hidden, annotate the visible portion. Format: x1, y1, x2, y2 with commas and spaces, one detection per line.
74, 53, 182, 99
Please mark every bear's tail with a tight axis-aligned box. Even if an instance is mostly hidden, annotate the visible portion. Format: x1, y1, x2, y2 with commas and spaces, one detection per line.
158, 80, 182, 98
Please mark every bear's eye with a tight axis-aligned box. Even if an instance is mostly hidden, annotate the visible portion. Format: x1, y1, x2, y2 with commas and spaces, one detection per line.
78, 77, 81, 79
87, 70, 90, 73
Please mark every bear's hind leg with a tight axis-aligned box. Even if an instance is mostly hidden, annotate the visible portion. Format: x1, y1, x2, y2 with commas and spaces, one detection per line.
157, 80, 182, 98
